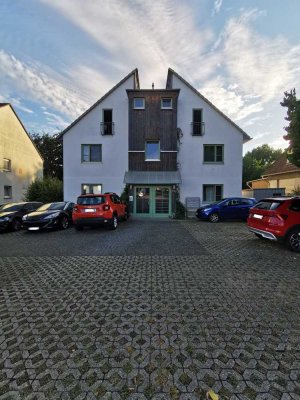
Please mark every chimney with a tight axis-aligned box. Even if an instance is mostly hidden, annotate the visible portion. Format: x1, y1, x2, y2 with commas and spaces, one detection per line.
152, 82, 154, 90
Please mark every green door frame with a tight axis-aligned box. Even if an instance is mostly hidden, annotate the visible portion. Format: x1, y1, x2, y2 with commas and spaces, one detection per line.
133, 185, 172, 217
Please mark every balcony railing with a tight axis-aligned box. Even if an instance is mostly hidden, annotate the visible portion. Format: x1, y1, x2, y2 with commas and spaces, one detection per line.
191, 122, 205, 136
101, 122, 115, 135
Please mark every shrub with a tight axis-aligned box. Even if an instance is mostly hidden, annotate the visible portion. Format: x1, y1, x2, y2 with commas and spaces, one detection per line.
25, 177, 63, 203
120, 184, 129, 203
174, 199, 186, 219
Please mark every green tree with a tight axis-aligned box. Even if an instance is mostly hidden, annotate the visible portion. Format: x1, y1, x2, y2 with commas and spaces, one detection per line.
281, 89, 300, 168
31, 133, 63, 180
242, 144, 283, 188
25, 177, 63, 203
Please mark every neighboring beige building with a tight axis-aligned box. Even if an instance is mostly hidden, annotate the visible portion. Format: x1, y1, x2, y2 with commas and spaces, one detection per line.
246, 155, 300, 195
0, 103, 43, 203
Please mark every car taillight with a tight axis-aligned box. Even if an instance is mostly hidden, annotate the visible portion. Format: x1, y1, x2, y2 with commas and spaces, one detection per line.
266, 214, 287, 225
103, 204, 110, 211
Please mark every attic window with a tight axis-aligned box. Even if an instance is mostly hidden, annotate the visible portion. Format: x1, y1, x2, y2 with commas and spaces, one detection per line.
133, 98, 145, 109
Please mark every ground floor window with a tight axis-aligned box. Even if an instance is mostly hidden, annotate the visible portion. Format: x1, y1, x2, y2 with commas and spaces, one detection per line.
4, 185, 12, 199
203, 184, 223, 202
81, 184, 102, 195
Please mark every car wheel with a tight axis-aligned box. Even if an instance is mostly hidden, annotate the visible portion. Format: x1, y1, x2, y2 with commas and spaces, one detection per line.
12, 218, 22, 231
75, 225, 83, 231
60, 216, 69, 230
208, 213, 219, 223
110, 214, 118, 230
286, 228, 300, 252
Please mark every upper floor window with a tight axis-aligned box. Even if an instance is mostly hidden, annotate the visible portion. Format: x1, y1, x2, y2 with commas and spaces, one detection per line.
81, 144, 102, 162
161, 98, 172, 109
192, 109, 204, 136
204, 145, 224, 163
203, 184, 223, 202
4, 185, 12, 199
145, 141, 160, 161
3, 158, 11, 171
81, 184, 102, 195
133, 98, 145, 109
101, 109, 114, 135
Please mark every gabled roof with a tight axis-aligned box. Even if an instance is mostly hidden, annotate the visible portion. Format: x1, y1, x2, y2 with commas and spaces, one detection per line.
263, 154, 300, 177
58, 68, 139, 139
166, 68, 251, 143
0, 103, 43, 161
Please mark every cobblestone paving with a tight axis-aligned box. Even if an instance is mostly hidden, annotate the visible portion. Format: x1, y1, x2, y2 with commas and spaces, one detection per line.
0, 220, 300, 399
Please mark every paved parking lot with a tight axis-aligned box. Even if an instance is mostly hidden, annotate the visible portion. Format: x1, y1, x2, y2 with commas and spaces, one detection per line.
0, 219, 300, 399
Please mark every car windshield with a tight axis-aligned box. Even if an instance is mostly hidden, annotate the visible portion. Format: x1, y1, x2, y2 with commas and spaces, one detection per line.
37, 203, 65, 211
77, 196, 105, 205
254, 200, 283, 210
0, 203, 24, 212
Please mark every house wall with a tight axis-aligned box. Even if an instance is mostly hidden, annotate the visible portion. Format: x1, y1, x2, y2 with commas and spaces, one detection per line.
250, 179, 269, 189
0, 105, 43, 203
63, 75, 135, 202
266, 171, 300, 194
172, 75, 244, 203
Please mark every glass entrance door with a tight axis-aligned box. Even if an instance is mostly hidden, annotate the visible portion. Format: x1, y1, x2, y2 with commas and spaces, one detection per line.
134, 186, 171, 217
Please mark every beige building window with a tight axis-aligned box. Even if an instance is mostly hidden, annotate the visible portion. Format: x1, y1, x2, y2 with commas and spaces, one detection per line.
3, 158, 11, 171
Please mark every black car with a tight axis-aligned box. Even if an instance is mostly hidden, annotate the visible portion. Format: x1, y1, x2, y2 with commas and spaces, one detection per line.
22, 202, 74, 231
0, 202, 43, 231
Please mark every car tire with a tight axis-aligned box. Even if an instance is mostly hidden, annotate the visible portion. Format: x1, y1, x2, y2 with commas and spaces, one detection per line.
60, 216, 69, 230
110, 214, 118, 230
75, 225, 83, 231
11, 218, 22, 231
286, 228, 300, 252
208, 213, 219, 223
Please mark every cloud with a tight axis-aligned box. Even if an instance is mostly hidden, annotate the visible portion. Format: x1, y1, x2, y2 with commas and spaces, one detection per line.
213, 0, 223, 15
0, 94, 34, 114
0, 49, 88, 119
43, 111, 70, 128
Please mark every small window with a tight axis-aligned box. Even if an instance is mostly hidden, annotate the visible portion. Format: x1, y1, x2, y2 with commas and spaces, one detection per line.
192, 109, 203, 135
161, 98, 172, 109
133, 98, 145, 109
255, 200, 282, 210
145, 141, 160, 161
203, 185, 223, 202
3, 158, 11, 171
81, 184, 102, 195
81, 145, 102, 162
204, 145, 224, 163
4, 186, 12, 199
101, 109, 114, 135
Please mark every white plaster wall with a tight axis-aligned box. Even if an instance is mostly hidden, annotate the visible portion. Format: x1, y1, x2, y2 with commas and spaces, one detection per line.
173, 75, 244, 204
63, 76, 134, 202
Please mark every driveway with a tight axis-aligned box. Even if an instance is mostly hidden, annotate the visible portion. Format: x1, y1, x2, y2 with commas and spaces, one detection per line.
0, 219, 299, 399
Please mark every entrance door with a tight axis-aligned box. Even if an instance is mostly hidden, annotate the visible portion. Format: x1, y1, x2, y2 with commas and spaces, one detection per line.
134, 186, 171, 217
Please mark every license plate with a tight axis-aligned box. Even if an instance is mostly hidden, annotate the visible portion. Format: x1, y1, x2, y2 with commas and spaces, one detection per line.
84, 208, 96, 213
28, 227, 39, 231
253, 214, 263, 219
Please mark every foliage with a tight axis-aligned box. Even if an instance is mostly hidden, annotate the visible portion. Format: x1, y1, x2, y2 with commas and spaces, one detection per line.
120, 184, 129, 203
31, 133, 63, 180
290, 185, 300, 196
242, 144, 283, 188
281, 89, 300, 168
25, 177, 63, 203
174, 199, 186, 219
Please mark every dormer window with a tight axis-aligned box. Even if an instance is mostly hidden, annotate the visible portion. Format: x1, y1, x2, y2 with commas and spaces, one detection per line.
133, 98, 145, 109
161, 98, 172, 109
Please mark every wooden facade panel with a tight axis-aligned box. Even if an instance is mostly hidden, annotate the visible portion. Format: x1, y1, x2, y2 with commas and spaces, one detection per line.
129, 152, 177, 171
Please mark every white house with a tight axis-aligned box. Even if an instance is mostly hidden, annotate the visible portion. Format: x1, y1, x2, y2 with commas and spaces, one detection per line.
60, 68, 250, 217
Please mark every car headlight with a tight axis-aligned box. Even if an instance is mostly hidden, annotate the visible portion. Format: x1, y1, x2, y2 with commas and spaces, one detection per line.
0, 216, 10, 222
44, 212, 60, 220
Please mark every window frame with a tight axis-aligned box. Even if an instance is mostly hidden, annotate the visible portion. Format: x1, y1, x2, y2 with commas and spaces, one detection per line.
203, 184, 223, 203
133, 98, 145, 110
81, 144, 102, 163
3, 158, 11, 172
192, 108, 203, 136
203, 144, 224, 164
161, 98, 172, 109
81, 184, 102, 195
145, 140, 160, 161
4, 185, 12, 199
101, 109, 113, 135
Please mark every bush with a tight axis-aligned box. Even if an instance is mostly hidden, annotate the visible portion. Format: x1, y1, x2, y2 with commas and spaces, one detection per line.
174, 199, 186, 219
25, 178, 63, 203
120, 184, 129, 203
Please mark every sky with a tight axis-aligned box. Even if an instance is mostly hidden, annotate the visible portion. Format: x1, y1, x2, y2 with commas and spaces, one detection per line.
1, 0, 300, 154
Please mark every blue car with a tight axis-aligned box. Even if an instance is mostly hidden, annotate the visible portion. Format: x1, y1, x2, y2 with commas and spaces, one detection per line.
196, 197, 257, 222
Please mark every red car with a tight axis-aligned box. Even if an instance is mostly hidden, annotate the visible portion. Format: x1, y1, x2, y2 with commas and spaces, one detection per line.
72, 193, 128, 231
247, 196, 300, 252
